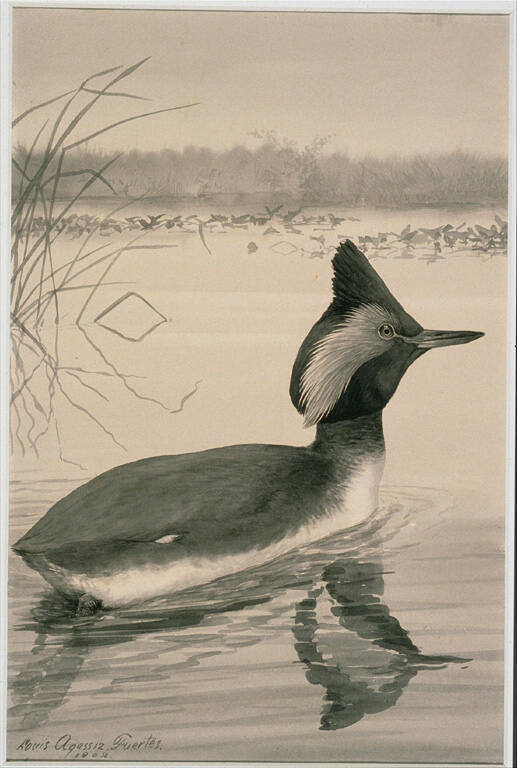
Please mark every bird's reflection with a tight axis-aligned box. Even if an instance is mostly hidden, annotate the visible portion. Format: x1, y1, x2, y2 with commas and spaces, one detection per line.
9, 588, 271, 730
293, 558, 468, 730
9, 549, 469, 733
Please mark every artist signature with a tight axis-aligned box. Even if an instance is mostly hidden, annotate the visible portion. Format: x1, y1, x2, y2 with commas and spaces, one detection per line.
16, 732, 163, 759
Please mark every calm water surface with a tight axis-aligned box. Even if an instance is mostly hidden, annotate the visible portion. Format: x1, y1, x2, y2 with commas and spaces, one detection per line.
8, 481, 504, 764
8, 203, 507, 763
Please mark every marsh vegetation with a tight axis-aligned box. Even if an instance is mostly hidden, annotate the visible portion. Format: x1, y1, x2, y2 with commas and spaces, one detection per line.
13, 134, 506, 207
10, 59, 199, 464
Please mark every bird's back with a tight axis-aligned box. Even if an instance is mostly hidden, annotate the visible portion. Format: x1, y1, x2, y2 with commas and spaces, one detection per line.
14, 443, 334, 557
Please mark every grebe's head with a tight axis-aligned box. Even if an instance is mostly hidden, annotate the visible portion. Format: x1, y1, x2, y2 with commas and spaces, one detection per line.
290, 240, 483, 425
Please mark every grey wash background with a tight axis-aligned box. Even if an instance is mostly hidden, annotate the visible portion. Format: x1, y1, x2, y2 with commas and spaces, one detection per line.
6, 6, 511, 766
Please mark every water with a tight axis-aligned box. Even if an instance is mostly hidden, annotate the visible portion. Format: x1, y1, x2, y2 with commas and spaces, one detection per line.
8, 482, 504, 763
8, 203, 507, 762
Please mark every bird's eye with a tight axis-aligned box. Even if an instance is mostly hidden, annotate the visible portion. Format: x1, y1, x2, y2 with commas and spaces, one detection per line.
378, 323, 395, 340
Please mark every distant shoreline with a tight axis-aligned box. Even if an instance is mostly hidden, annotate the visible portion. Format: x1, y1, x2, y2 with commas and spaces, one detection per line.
12, 143, 507, 210
9, 194, 508, 211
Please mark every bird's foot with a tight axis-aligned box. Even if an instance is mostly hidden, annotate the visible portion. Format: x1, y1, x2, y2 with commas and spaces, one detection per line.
76, 593, 102, 616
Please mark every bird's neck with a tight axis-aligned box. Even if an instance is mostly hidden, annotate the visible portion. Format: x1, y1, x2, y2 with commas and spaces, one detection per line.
310, 412, 386, 525
311, 411, 385, 469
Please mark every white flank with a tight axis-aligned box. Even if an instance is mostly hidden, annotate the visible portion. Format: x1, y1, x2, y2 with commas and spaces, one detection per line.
154, 534, 180, 544
300, 304, 398, 427
37, 454, 385, 607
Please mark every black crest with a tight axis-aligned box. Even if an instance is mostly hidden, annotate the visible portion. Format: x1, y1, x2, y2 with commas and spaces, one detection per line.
330, 240, 421, 335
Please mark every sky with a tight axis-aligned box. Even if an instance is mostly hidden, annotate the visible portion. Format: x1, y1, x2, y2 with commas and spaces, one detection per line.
12, 8, 510, 157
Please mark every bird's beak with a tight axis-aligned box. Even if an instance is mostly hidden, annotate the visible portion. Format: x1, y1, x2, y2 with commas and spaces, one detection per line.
408, 328, 484, 349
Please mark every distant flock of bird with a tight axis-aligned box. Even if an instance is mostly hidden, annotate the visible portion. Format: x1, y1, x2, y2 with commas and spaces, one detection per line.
18, 206, 507, 261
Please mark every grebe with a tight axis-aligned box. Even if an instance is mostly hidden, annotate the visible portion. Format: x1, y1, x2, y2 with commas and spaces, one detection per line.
14, 240, 483, 613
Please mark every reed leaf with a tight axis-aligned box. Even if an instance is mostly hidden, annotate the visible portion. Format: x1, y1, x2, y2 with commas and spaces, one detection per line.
64, 101, 200, 152
41, 168, 118, 195
12, 90, 75, 128
81, 87, 151, 101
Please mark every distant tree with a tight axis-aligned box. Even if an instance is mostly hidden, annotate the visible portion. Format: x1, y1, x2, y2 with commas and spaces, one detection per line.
249, 130, 333, 200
